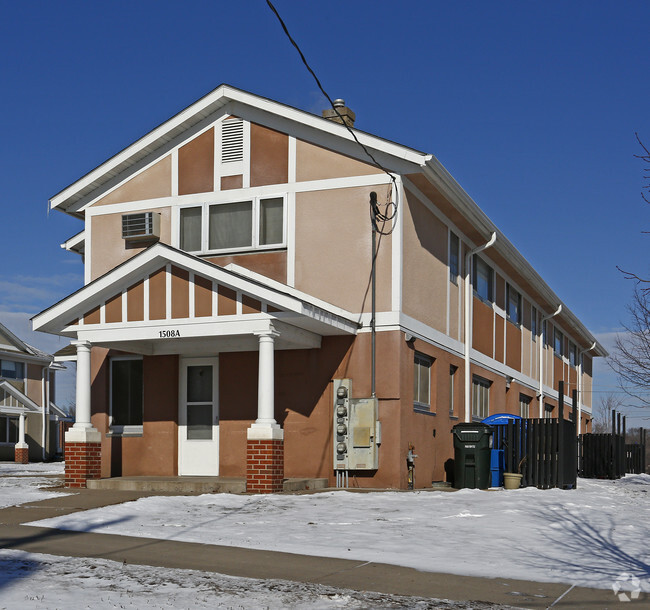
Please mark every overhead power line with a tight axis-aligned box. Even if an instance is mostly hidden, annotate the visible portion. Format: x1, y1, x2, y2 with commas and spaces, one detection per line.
265, 0, 397, 235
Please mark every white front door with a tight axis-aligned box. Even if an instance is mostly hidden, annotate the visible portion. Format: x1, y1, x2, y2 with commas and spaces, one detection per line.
179, 357, 219, 476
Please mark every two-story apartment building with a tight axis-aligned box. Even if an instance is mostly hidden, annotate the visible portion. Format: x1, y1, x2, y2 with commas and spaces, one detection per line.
0, 322, 67, 462
33, 85, 606, 490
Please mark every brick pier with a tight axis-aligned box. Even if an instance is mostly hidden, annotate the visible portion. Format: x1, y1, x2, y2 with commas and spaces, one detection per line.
14, 446, 29, 464
246, 439, 284, 493
65, 442, 101, 488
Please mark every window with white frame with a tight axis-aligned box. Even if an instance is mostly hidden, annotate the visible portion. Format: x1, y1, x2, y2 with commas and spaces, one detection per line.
179, 195, 285, 254
0, 415, 18, 444
110, 357, 143, 434
472, 375, 490, 420
474, 256, 493, 303
506, 284, 521, 325
449, 232, 459, 283
569, 342, 578, 367
0, 360, 25, 380
519, 394, 531, 418
554, 328, 564, 357
414, 353, 433, 412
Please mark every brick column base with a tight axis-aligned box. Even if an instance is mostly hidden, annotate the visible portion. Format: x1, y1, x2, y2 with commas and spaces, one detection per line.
65, 442, 101, 488
247, 439, 284, 493
14, 446, 29, 464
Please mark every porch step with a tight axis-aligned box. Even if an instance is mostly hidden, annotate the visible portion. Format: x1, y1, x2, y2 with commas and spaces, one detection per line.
86, 476, 246, 494
282, 478, 329, 492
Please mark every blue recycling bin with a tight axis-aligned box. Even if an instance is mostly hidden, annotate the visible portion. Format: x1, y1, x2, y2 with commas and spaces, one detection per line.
490, 449, 505, 487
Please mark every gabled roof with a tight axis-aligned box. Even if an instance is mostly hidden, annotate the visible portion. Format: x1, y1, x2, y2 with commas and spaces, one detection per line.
0, 380, 41, 414
32, 242, 360, 340
0, 322, 54, 363
50, 84, 429, 217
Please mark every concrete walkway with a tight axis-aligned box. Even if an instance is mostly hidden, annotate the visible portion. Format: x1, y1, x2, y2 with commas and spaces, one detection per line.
0, 489, 626, 609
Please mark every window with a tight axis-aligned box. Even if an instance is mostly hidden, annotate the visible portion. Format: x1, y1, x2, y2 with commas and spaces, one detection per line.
554, 328, 564, 357
519, 394, 531, 418
472, 375, 490, 420
474, 256, 493, 302
449, 365, 458, 416
569, 343, 578, 367
0, 360, 25, 380
179, 195, 285, 254
506, 284, 521, 325
110, 358, 143, 434
531, 306, 538, 341
449, 232, 459, 283
414, 353, 432, 411
544, 403, 554, 420
0, 416, 18, 444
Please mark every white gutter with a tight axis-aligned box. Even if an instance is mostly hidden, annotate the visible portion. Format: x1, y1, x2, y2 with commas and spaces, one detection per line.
464, 232, 497, 422
538, 305, 562, 417
577, 342, 596, 434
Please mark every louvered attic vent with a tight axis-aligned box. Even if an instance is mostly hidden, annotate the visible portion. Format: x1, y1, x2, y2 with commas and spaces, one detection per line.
122, 212, 161, 242
221, 118, 244, 163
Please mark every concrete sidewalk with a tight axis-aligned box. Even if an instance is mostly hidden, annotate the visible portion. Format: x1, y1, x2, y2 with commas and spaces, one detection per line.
0, 488, 628, 609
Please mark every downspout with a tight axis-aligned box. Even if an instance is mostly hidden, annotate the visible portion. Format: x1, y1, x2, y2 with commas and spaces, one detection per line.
538, 305, 562, 418
577, 342, 596, 435
41, 362, 52, 461
464, 232, 497, 422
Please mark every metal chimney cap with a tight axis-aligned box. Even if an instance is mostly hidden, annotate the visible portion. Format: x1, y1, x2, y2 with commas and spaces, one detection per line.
333, 99, 346, 108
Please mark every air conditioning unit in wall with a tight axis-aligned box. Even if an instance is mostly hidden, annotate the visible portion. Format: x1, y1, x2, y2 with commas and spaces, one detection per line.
122, 212, 161, 242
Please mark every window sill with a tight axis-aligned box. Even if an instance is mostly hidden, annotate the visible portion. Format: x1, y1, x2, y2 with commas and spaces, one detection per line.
414, 406, 436, 416
191, 246, 287, 258
449, 415, 459, 420
107, 425, 143, 437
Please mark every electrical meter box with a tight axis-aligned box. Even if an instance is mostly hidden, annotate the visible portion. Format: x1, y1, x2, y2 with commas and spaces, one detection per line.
333, 379, 380, 470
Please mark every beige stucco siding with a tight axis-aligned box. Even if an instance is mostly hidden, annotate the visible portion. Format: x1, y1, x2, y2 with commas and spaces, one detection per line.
294, 186, 391, 313
94, 157, 172, 206
296, 139, 383, 182
90, 207, 171, 280
402, 189, 447, 333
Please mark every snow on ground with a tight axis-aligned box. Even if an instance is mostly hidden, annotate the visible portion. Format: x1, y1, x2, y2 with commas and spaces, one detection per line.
0, 549, 504, 609
29, 475, 650, 593
0, 462, 67, 509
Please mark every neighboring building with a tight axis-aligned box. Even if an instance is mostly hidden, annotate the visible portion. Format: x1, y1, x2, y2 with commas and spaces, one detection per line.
0, 322, 68, 462
33, 85, 606, 489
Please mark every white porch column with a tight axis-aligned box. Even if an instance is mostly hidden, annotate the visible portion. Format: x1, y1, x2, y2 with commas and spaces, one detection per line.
66, 340, 101, 443
18, 412, 26, 445
248, 328, 283, 440
73, 340, 92, 429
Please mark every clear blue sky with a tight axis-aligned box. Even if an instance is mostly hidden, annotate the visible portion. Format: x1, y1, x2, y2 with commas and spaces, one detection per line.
1, 1, 648, 420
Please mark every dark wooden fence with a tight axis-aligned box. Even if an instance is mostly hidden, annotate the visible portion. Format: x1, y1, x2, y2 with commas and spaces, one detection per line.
579, 411, 647, 478
492, 382, 577, 489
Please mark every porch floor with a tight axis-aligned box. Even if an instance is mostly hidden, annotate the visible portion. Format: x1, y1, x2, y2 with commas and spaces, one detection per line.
86, 476, 246, 494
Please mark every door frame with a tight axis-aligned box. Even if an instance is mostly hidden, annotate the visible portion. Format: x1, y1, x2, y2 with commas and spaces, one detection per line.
178, 356, 219, 476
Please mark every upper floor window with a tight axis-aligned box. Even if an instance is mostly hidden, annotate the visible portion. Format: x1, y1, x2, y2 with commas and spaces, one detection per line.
506, 284, 521, 325
531, 306, 538, 341
474, 256, 493, 303
179, 196, 285, 254
569, 342, 578, 367
449, 232, 459, 283
554, 328, 564, 357
519, 394, 531, 418
0, 360, 25, 380
414, 353, 433, 412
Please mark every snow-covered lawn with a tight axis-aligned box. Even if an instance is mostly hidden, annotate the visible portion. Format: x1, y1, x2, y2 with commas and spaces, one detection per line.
0, 549, 483, 610
29, 475, 650, 593
0, 461, 66, 509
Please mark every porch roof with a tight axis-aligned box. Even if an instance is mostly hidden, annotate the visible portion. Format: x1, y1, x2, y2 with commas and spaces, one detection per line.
32, 243, 360, 356
0, 381, 41, 415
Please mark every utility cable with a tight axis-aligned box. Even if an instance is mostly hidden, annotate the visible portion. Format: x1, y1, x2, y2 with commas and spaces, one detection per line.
266, 0, 397, 235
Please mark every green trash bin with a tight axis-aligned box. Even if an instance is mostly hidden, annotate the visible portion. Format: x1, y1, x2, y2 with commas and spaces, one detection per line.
452, 423, 493, 489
